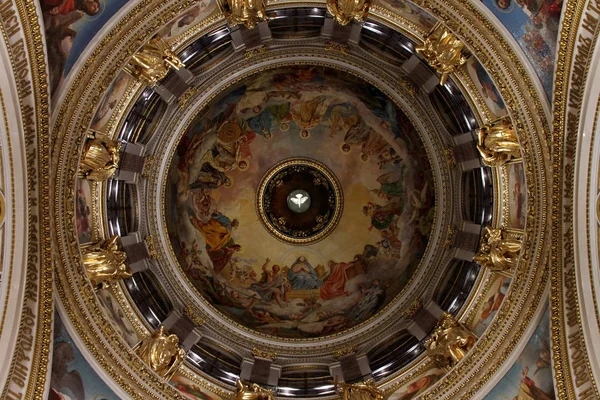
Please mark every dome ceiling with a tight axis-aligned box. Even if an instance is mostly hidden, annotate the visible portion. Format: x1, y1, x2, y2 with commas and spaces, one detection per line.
44, 0, 556, 398
165, 65, 435, 339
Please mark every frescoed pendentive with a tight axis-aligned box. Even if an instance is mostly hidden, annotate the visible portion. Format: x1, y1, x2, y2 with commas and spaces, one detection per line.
51, 311, 119, 400
468, 274, 511, 337
481, 0, 564, 97
484, 306, 555, 399
75, 178, 93, 243
504, 162, 527, 229
170, 373, 224, 400
165, 66, 435, 339
38, 0, 130, 98
96, 288, 139, 346
388, 366, 446, 400
157, 1, 218, 40
465, 58, 508, 119
376, 0, 437, 32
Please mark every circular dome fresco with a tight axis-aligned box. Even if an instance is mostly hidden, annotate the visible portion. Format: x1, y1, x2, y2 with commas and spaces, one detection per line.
165, 65, 435, 339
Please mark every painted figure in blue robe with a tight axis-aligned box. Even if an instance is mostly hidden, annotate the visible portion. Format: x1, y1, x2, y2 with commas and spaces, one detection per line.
348, 279, 386, 321
247, 109, 275, 139
287, 257, 322, 290
357, 86, 401, 138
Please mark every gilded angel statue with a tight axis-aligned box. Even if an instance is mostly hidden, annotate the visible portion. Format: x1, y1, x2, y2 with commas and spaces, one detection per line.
416, 23, 470, 86
79, 131, 120, 181
477, 117, 521, 166
80, 235, 131, 287
234, 379, 276, 400
128, 36, 184, 86
218, 0, 268, 30
327, 0, 372, 26
425, 313, 476, 370
335, 378, 383, 400
473, 226, 522, 274
134, 326, 186, 380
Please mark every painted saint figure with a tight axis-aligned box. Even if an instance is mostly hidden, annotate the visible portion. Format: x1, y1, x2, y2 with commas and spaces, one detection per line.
287, 256, 322, 290
250, 258, 291, 307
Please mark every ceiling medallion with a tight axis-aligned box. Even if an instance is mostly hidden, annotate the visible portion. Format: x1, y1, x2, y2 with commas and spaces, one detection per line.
257, 157, 343, 245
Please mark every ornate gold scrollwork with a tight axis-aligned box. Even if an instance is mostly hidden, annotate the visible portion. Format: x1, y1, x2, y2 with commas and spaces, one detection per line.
332, 345, 357, 359
425, 313, 476, 371
476, 117, 521, 166
81, 235, 132, 288
326, 0, 372, 26
473, 226, 522, 275
443, 225, 457, 249
217, 0, 268, 30
234, 380, 276, 400
134, 326, 186, 380
126, 36, 184, 86
252, 347, 277, 360
416, 23, 470, 86
401, 298, 423, 318
144, 235, 159, 259
334, 378, 383, 400
79, 131, 121, 181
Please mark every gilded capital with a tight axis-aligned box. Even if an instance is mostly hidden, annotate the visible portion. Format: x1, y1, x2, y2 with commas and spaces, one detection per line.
327, 0, 372, 26
81, 235, 132, 288
473, 226, 522, 275
234, 380, 275, 400
217, 0, 268, 30
134, 326, 186, 380
425, 313, 476, 371
476, 117, 521, 166
335, 378, 383, 400
79, 131, 120, 181
127, 36, 184, 86
416, 23, 470, 86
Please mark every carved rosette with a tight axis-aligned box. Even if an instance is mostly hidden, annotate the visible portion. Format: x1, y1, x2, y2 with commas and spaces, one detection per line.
79, 131, 121, 181
476, 117, 521, 166
127, 36, 184, 86
134, 326, 186, 380
425, 313, 476, 371
416, 23, 470, 86
217, 0, 268, 30
326, 0, 372, 26
80, 235, 132, 288
473, 226, 522, 276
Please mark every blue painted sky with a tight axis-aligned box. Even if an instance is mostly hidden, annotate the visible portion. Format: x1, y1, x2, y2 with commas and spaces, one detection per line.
64, 0, 129, 74
481, 0, 557, 97
53, 312, 120, 400
484, 306, 555, 399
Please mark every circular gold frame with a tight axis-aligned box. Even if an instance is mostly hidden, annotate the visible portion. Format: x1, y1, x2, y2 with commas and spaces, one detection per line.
256, 157, 344, 245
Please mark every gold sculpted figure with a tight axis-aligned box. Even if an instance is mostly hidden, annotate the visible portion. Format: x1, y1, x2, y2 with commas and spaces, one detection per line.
234, 379, 275, 400
425, 313, 476, 370
81, 235, 131, 287
473, 227, 522, 274
327, 0, 372, 26
79, 131, 120, 181
416, 23, 469, 86
335, 378, 383, 400
128, 36, 184, 86
134, 326, 186, 380
218, 0, 268, 30
477, 117, 521, 166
